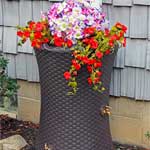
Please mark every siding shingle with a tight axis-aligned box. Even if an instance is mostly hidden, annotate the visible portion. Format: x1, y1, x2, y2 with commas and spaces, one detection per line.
133, 0, 150, 5
43, 1, 51, 12
26, 55, 39, 82
121, 67, 136, 98
113, 69, 121, 96
125, 39, 147, 68
113, 0, 132, 6
135, 68, 145, 100
102, 0, 112, 4
2, 0, 19, 26
33, 1, 43, 21
130, 6, 148, 38
114, 47, 125, 68
19, 0, 32, 26
0, 26, 3, 52
144, 71, 150, 100
0, 0, 3, 25
3, 27, 17, 54
16, 53, 27, 80
146, 41, 150, 70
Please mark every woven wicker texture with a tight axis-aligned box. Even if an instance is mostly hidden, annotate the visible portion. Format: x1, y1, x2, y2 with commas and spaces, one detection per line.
35, 44, 116, 150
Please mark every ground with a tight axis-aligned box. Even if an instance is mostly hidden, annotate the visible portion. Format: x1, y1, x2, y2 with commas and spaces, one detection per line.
0, 115, 147, 150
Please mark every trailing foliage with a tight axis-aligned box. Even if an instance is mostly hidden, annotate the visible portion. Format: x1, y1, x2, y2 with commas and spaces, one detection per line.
0, 55, 20, 108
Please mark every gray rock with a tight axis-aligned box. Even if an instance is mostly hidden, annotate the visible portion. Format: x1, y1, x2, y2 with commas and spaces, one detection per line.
0, 135, 28, 150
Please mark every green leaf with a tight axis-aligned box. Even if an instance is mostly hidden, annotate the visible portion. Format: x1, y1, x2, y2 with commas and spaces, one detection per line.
68, 81, 77, 88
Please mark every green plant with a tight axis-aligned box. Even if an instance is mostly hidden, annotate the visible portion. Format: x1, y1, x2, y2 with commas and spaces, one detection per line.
145, 131, 150, 140
0, 55, 20, 110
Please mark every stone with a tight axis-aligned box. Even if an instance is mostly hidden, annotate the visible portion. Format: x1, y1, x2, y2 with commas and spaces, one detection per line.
0, 135, 28, 150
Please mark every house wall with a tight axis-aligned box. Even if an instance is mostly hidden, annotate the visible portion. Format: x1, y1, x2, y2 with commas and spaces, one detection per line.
1, 0, 150, 148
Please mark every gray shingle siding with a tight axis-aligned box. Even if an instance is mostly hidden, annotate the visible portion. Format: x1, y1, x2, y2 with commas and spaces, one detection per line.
102, 0, 112, 4
2, 1, 19, 26
0, 0, 3, 25
133, 0, 150, 5
26, 54, 39, 82
114, 47, 125, 68
1, 0, 150, 100
19, 0, 32, 26
16, 53, 27, 80
3, 27, 17, 54
0, 26, 3, 51
113, 0, 132, 6
130, 6, 148, 38
125, 39, 147, 68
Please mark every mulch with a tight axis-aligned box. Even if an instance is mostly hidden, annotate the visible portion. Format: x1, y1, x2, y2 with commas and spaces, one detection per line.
0, 114, 148, 150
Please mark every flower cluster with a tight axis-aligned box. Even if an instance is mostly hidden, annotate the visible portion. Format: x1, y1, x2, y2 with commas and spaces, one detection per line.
47, 0, 109, 44
64, 22, 127, 94
17, 20, 50, 48
17, 0, 127, 94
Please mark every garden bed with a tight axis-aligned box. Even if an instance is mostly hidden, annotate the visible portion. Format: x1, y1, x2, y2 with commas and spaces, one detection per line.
0, 115, 147, 150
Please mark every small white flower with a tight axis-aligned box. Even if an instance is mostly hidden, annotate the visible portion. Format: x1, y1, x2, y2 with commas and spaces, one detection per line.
59, 22, 68, 31
57, 2, 67, 13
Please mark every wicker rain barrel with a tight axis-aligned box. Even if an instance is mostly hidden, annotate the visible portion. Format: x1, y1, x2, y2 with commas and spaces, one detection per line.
35, 44, 117, 150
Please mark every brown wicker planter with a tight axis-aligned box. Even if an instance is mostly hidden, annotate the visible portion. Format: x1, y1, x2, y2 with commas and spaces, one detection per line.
34, 44, 116, 150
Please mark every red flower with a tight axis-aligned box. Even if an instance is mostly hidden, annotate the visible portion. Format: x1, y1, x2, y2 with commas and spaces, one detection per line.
96, 51, 103, 59
87, 66, 92, 73
84, 27, 95, 35
36, 43, 41, 49
72, 59, 77, 65
82, 38, 89, 44
96, 71, 102, 77
64, 71, 71, 80
104, 29, 110, 37
31, 39, 41, 48
105, 49, 111, 55
110, 35, 117, 41
29, 21, 35, 29
17, 31, 24, 37
123, 38, 126, 47
43, 38, 49, 43
115, 34, 120, 40
35, 22, 43, 31
122, 25, 127, 33
73, 71, 77, 76
31, 39, 37, 47
87, 77, 93, 85
118, 31, 124, 39
115, 22, 123, 29
24, 31, 30, 37
72, 60, 81, 70
87, 59, 96, 65
67, 39, 73, 48
76, 55, 82, 60
82, 56, 89, 64
94, 77, 100, 84
109, 40, 114, 47
73, 52, 77, 56
34, 32, 42, 39
73, 63, 81, 70
89, 38, 98, 49
115, 22, 127, 33
94, 62, 102, 68
54, 36, 64, 47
